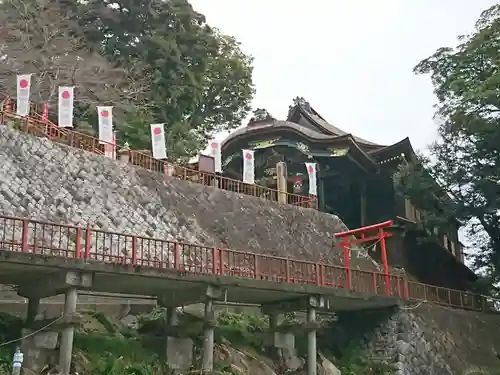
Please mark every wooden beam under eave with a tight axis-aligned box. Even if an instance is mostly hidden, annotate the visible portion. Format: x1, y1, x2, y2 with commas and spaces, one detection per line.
318, 170, 342, 179
347, 153, 371, 175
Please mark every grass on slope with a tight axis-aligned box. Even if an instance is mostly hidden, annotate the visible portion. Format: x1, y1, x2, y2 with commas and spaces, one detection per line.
0, 308, 461, 375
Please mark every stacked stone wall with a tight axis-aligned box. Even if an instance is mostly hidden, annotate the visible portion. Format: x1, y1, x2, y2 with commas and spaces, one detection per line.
333, 305, 500, 375
0, 125, 379, 271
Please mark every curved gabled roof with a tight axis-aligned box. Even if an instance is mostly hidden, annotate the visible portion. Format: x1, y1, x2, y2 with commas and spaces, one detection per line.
221, 119, 382, 173
220, 99, 416, 169
221, 119, 339, 147
287, 103, 384, 149
369, 137, 415, 159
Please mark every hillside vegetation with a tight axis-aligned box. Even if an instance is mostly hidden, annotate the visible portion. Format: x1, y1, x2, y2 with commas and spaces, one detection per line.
0, 309, 394, 375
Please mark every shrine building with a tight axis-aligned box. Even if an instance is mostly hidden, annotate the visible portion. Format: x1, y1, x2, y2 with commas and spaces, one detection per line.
219, 97, 476, 291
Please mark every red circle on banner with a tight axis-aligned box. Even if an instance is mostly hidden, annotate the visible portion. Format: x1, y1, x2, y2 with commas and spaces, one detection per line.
100, 110, 109, 117
62, 90, 71, 99
19, 79, 28, 89
153, 127, 161, 135
245, 152, 252, 160
307, 166, 314, 173
211, 142, 218, 149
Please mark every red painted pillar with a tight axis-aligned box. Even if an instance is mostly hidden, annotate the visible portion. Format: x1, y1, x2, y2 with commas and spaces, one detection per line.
316, 263, 324, 286
4, 97, 11, 112
131, 236, 137, 265
285, 259, 291, 283
21, 219, 29, 252
84, 228, 92, 259
212, 247, 219, 275
343, 240, 351, 289
174, 242, 181, 270
42, 103, 49, 123
379, 228, 390, 296
75, 228, 82, 258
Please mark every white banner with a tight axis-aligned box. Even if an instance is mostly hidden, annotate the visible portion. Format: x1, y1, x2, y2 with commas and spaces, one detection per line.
97, 106, 113, 144
305, 162, 317, 196
242, 149, 255, 184
58, 86, 74, 128
16, 74, 32, 116
151, 123, 167, 160
209, 139, 222, 173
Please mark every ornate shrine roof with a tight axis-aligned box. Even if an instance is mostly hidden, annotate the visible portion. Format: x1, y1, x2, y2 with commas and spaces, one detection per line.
221, 97, 416, 170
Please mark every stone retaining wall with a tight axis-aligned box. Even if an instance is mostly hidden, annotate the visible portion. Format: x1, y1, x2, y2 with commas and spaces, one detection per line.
0, 124, 379, 270
333, 305, 500, 375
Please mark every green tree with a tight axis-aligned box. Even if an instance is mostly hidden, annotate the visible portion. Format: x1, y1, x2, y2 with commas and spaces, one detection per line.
78, 0, 255, 159
394, 5, 500, 288
0, 0, 150, 133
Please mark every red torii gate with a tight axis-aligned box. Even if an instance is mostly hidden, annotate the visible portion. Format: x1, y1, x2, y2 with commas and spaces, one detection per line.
334, 220, 393, 296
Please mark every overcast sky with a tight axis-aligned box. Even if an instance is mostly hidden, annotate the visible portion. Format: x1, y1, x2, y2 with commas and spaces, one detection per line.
189, 0, 497, 152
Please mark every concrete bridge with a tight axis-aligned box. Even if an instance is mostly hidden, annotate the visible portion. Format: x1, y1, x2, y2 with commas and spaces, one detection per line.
0, 214, 491, 375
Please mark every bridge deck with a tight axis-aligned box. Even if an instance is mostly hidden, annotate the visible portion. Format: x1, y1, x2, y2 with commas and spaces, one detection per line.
0, 250, 398, 312
0, 214, 491, 313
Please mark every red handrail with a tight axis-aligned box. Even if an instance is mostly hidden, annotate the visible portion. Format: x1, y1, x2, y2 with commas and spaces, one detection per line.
0, 92, 318, 210
0, 214, 494, 313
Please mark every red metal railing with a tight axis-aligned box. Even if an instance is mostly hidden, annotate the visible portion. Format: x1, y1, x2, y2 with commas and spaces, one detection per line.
0, 214, 494, 312
0, 93, 318, 210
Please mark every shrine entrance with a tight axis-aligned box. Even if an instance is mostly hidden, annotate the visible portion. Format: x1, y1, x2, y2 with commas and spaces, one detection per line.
221, 132, 377, 221
253, 145, 312, 196
264, 174, 308, 195
323, 177, 363, 229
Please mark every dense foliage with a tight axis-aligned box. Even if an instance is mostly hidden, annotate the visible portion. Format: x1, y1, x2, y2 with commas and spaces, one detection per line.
394, 5, 500, 289
0, 0, 255, 159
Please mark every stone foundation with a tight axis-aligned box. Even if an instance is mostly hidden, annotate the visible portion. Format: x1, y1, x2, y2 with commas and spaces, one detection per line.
166, 337, 194, 369
332, 305, 500, 375
20, 329, 58, 375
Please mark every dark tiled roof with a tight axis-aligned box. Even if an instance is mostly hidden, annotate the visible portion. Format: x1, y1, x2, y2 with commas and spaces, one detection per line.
221, 120, 338, 146
293, 105, 383, 147
221, 102, 414, 163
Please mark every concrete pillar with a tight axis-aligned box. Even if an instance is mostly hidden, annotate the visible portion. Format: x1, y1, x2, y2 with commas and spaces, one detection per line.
164, 307, 179, 360
265, 311, 301, 372
202, 299, 215, 372
58, 287, 77, 375
164, 307, 193, 370
307, 307, 317, 375
159, 285, 223, 371
165, 307, 177, 361
266, 313, 280, 356
269, 313, 279, 330
166, 307, 179, 326
25, 298, 40, 325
